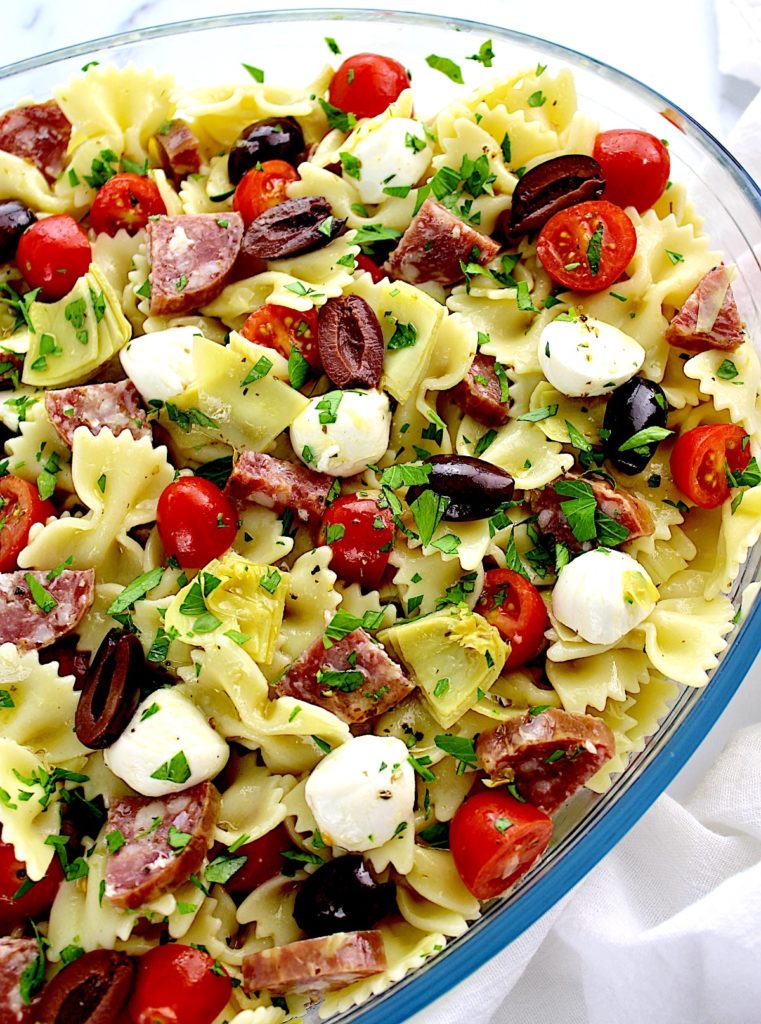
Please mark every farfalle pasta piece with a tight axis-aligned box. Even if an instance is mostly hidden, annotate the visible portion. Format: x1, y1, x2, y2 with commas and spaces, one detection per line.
215, 757, 297, 848
0, 739, 62, 881
683, 344, 761, 447
546, 649, 651, 714
703, 484, 761, 599
236, 873, 304, 949
4, 396, 74, 493
0, 151, 70, 214
396, 846, 480, 939
457, 416, 573, 490
91, 226, 148, 297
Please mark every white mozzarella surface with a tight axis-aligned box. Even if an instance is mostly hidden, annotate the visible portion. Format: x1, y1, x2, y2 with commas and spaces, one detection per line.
538, 316, 645, 398
119, 325, 199, 402
305, 735, 415, 852
347, 117, 432, 204
290, 388, 391, 476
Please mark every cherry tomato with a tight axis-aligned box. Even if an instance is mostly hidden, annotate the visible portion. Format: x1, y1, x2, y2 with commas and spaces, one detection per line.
233, 159, 299, 226
328, 53, 411, 120
0, 833, 64, 931
536, 199, 637, 293
593, 129, 670, 213
0, 475, 55, 572
450, 790, 553, 900
89, 173, 167, 237
128, 944, 231, 1024
16, 214, 91, 300
475, 568, 548, 670
225, 824, 291, 896
355, 253, 385, 283
319, 495, 394, 589
156, 477, 238, 570
670, 424, 751, 509
240, 303, 322, 374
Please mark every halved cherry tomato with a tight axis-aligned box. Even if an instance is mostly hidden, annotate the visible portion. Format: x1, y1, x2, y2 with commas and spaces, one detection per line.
536, 199, 637, 292
233, 159, 300, 226
89, 173, 167, 236
156, 477, 238, 569
0, 832, 64, 931
670, 423, 751, 509
128, 944, 231, 1024
319, 494, 394, 589
450, 790, 553, 900
328, 53, 411, 120
16, 214, 91, 300
355, 253, 385, 283
240, 303, 322, 374
225, 824, 292, 896
475, 568, 548, 669
593, 129, 670, 213
0, 475, 55, 571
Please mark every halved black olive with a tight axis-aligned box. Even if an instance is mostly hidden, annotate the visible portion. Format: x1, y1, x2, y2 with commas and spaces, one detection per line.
241, 196, 345, 259
501, 154, 605, 239
293, 855, 397, 937
0, 199, 36, 261
602, 376, 668, 474
228, 117, 305, 185
407, 455, 515, 521
75, 629, 144, 748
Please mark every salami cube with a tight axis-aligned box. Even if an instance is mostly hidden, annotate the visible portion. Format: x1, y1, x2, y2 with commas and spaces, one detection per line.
449, 352, 510, 427
45, 380, 150, 448
0, 937, 41, 1024
242, 930, 387, 996
0, 102, 71, 182
0, 570, 95, 651
665, 265, 745, 352
225, 450, 334, 525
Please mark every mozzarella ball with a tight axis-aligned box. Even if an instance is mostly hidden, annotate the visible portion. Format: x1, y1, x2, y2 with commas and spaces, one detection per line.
120, 325, 199, 402
552, 549, 659, 645
104, 687, 229, 798
538, 316, 645, 398
290, 389, 391, 476
347, 118, 432, 205
305, 735, 415, 852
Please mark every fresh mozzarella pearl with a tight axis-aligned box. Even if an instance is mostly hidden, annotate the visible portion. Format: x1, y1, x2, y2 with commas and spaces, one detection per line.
552, 549, 659, 645
305, 735, 415, 852
347, 118, 431, 205
290, 389, 391, 477
538, 316, 645, 398
104, 688, 229, 798
119, 325, 199, 402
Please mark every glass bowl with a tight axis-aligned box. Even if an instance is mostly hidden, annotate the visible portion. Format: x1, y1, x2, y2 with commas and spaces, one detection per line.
2, 10, 760, 1024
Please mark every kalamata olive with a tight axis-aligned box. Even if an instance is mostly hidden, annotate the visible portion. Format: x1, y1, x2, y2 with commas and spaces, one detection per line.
602, 376, 668, 474
501, 155, 605, 240
228, 117, 305, 185
0, 199, 36, 261
75, 629, 144, 748
318, 294, 385, 389
407, 455, 515, 521
241, 195, 345, 259
293, 855, 397, 937
36, 949, 135, 1024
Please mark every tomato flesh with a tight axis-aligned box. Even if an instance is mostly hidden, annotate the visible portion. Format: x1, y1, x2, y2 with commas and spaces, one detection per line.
450, 790, 553, 900
16, 214, 91, 300
319, 495, 394, 589
225, 824, 291, 896
593, 129, 670, 213
0, 833, 64, 931
128, 944, 231, 1024
670, 424, 750, 509
536, 199, 637, 292
475, 568, 548, 669
328, 53, 411, 119
0, 475, 55, 571
156, 477, 238, 570
240, 303, 322, 375
355, 254, 385, 283
89, 172, 167, 236
233, 159, 300, 226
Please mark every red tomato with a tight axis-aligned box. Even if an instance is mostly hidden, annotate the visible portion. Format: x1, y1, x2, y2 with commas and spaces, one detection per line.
89, 173, 167, 236
328, 53, 411, 120
355, 253, 385, 283
156, 477, 238, 570
128, 944, 231, 1024
593, 129, 670, 212
475, 568, 548, 669
240, 303, 322, 374
670, 424, 751, 509
0, 833, 64, 931
450, 790, 553, 900
319, 495, 394, 589
0, 475, 55, 571
16, 214, 91, 300
225, 824, 291, 896
536, 199, 637, 292
233, 159, 299, 226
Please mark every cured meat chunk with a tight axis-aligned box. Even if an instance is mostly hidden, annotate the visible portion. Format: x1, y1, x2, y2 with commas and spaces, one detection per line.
383, 198, 500, 286
0, 937, 41, 1024
225, 450, 334, 525
147, 212, 244, 317
0, 570, 95, 651
45, 380, 150, 447
449, 352, 510, 427
476, 708, 616, 814
0, 101, 71, 182
104, 781, 220, 909
154, 119, 203, 180
275, 627, 414, 724
242, 930, 387, 996
665, 265, 745, 352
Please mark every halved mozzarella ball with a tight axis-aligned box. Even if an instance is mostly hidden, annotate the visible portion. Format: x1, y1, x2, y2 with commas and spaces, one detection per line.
552, 549, 659, 645
290, 389, 391, 476
305, 735, 415, 852
347, 118, 432, 204
119, 325, 199, 402
104, 688, 229, 798
538, 316, 645, 398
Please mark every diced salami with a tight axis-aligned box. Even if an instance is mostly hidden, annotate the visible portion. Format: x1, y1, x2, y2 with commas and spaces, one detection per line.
0, 937, 41, 1024
275, 628, 414, 724
0, 570, 95, 651
529, 476, 653, 553
0, 101, 71, 183
147, 213, 244, 317
449, 352, 510, 426
476, 708, 616, 814
154, 119, 203, 180
225, 450, 334, 525
242, 930, 387, 996
104, 781, 219, 910
665, 265, 745, 352
383, 198, 500, 286
44, 380, 150, 448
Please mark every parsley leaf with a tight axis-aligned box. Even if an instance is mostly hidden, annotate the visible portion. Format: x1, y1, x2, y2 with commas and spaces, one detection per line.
425, 54, 464, 83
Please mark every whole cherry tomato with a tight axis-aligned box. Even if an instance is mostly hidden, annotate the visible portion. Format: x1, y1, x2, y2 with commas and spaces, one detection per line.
233, 159, 299, 226
355, 253, 385, 283
449, 790, 553, 900
536, 199, 637, 292
593, 129, 670, 212
224, 824, 292, 896
670, 423, 751, 509
240, 303, 322, 375
16, 214, 91, 300
0, 475, 55, 571
475, 568, 548, 669
328, 53, 411, 119
319, 494, 394, 589
89, 173, 167, 236
0, 833, 64, 931
128, 944, 231, 1024
156, 477, 238, 569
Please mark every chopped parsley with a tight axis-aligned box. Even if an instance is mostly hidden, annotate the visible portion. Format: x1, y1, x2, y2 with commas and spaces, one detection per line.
425, 54, 464, 83
467, 39, 495, 67
150, 750, 191, 785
